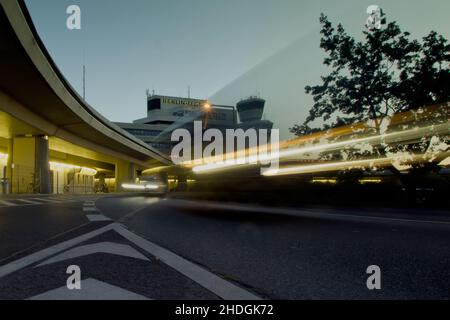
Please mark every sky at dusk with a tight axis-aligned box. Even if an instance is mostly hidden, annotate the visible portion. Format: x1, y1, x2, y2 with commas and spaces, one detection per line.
25, 0, 450, 139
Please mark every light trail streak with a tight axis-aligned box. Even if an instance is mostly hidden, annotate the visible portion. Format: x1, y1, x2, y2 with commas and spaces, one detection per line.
262, 154, 424, 177
184, 103, 449, 169
191, 122, 449, 174
121, 183, 160, 190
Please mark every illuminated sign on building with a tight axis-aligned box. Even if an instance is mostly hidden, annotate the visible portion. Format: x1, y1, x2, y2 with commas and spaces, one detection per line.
161, 97, 205, 108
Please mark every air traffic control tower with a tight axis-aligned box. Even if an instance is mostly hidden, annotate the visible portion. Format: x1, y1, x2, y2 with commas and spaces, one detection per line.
236, 97, 273, 131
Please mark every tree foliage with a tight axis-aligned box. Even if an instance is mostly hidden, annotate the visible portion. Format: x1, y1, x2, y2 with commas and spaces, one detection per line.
290, 12, 450, 136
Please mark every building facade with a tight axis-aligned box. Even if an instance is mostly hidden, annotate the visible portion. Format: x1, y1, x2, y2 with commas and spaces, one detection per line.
116, 94, 273, 156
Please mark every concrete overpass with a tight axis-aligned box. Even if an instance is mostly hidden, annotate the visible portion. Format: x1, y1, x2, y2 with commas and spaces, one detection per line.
0, 0, 171, 194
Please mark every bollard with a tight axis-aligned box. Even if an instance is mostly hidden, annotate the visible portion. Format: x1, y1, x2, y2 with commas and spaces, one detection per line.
1, 179, 9, 195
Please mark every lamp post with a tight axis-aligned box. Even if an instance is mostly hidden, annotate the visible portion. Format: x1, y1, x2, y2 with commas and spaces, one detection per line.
203, 102, 212, 129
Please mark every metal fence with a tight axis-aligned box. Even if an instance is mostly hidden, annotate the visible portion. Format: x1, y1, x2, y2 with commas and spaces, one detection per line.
2, 165, 95, 195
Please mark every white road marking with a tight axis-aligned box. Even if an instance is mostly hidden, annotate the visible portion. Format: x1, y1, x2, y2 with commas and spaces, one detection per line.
0, 222, 260, 300
48, 197, 76, 202
86, 214, 112, 222
83, 207, 99, 212
15, 199, 41, 205
0, 224, 115, 278
53, 196, 78, 200
0, 200, 18, 207
29, 198, 60, 203
36, 242, 149, 267
29, 278, 149, 300
0, 197, 83, 207
112, 224, 261, 300
84, 202, 96, 207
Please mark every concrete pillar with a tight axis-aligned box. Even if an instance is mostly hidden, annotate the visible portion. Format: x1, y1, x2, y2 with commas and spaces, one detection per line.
10, 136, 50, 194
11, 137, 35, 193
35, 136, 51, 194
115, 161, 137, 192
5, 138, 13, 193
129, 163, 137, 182
159, 172, 169, 193
177, 175, 188, 192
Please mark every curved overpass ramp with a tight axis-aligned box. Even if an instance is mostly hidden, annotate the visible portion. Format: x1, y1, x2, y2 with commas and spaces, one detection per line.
0, 0, 171, 194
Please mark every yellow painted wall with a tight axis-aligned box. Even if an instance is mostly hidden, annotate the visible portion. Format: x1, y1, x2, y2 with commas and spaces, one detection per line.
0, 134, 142, 194
51, 168, 95, 195
105, 178, 116, 192
0, 157, 6, 179
11, 137, 35, 193
0, 139, 7, 180
52, 168, 66, 194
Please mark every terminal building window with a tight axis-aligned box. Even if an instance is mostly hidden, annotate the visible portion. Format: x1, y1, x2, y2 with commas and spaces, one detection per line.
144, 120, 174, 125
148, 98, 161, 111
149, 142, 172, 150
125, 129, 161, 137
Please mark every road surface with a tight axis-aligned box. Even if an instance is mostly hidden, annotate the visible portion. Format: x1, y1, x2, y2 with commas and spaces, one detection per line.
0, 193, 449, 299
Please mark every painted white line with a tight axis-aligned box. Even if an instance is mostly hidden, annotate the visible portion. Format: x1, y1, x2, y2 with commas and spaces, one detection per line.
15, 199, 41, 205
83, 207, 99, 212
52, 197, 76, 200
48, 197, 74, 202
112, 224, 261, 300
29, 198, 60, 203
0, 224, 115, 278
83, 203, 96, 207
29, 278, 149, 300
36, 242, 149, 267
0, 222, 260, 300
0, 200, 18, 207
86, 214, 112, 222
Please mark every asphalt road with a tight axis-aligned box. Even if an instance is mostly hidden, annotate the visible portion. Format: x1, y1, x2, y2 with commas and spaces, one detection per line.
1, 193, 450, 299
0, 195, 99, 262
97, 195, 450, 299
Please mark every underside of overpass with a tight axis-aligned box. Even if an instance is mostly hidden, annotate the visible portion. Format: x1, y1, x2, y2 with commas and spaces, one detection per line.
0, 0, 171, 194
0, 111, 135, 194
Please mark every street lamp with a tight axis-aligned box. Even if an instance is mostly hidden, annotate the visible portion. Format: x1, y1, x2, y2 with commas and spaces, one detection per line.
203, 101, 212, 129
203, 102, 212, 110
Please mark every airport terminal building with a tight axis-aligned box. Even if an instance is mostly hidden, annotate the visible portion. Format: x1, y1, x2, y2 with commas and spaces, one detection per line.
116, 94, 274, 155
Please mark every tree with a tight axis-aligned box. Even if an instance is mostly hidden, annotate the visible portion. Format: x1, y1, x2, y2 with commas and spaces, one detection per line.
290, 12, 450, 136
290, 12, 450, 205
396, 31, 450, 111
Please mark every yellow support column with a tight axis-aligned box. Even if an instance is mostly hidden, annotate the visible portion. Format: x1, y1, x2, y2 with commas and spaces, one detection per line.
4, 138, 13, 194
11, 137, 35, 193
115, 161, 137, 192
10, 136, 50, 194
